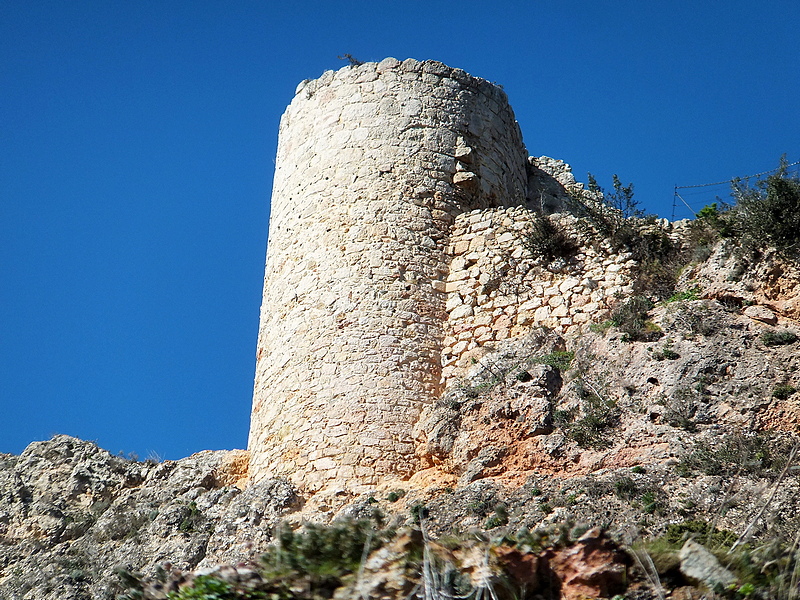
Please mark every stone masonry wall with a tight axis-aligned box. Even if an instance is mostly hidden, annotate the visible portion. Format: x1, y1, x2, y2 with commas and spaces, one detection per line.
248, 58, 529, 492
440, 207, 637, 385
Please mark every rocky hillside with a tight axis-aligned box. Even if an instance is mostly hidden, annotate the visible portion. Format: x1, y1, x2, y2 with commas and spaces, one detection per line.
3, 172, 800, 599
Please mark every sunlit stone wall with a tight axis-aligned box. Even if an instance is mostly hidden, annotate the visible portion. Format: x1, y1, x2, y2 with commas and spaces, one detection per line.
248, 58, 528, 492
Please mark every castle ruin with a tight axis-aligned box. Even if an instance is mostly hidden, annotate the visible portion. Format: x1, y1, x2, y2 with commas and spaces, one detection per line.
248, 58, 637, 492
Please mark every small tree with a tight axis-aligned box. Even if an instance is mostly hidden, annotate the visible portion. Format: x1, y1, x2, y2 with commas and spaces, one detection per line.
729, 156, 800, 258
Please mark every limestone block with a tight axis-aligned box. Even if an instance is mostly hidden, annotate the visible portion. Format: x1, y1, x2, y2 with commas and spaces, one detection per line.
497, 231, 515, 244
559, 277, 580, 293
544, 285, 560, 296
446, 294, 464, 312
744, 305, 778, 324
450, 304, 475, 319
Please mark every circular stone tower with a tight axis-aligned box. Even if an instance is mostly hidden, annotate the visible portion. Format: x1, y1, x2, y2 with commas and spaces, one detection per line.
249, 58, 528, 492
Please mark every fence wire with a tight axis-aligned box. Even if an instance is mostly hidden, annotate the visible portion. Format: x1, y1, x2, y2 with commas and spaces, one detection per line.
671, 159, 800, 220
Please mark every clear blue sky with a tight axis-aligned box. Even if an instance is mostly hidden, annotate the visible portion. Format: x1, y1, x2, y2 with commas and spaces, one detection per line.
2, 2, 798, 460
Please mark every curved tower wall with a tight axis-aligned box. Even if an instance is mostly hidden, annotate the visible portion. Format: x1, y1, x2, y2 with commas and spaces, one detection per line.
248, 58, 528, 492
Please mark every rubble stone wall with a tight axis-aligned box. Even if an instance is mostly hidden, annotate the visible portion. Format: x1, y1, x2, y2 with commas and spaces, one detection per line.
441, 207, 636, 386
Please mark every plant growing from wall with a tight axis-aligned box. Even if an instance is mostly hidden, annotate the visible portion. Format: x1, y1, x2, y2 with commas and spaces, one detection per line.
567, 174, 683, 299
524, 212, 578, 263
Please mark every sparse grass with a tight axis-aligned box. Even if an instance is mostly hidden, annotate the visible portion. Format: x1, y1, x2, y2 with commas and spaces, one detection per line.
533, 350, 575, 371
590, 320, 614, 334
664, 387, 700, 432
666, 286, 702, 303
676, 432, 794, 478
556, 392, 619, 449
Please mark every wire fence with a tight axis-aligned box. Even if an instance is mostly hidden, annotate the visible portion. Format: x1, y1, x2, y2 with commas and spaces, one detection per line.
671, 159, 800, 221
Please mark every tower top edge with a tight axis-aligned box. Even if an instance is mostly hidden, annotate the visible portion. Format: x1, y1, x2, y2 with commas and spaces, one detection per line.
293, 57, 509, 104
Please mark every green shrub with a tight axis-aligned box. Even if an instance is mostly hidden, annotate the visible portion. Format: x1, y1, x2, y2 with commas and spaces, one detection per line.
261, 519, 380, 595
558, 393, 619, 449
386, 489, 406, 502
761, 329, 798, 346
640, 490, 663, 515
525, 214, 578, 262
727, 157, 800, 258
652, 341, 680, 361
515, 370, 533, 382
485, 504, 509, 528
611, 296, 662, 342
589, 320, 613, 334
773, 384, 797, 400
664, 520, 737, 548
167, 575, 241, 600
178, 501, 203, 533
533, 350, 575, 371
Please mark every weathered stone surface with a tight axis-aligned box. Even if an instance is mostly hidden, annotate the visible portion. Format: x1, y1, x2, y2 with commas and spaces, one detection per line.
744, 304, 779, 324
679, 539, 737, 590
543, 528, 629, 600
0, 436, 297, 600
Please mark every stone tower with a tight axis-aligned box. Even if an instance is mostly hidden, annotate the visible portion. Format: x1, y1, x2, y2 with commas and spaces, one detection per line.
248, 58, 528, 492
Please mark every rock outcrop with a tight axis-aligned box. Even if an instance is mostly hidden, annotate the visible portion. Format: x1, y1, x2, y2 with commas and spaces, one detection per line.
0, 436, 297, 600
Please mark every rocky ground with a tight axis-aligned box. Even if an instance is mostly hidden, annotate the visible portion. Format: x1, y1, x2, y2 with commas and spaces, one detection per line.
3, 233, 800, 599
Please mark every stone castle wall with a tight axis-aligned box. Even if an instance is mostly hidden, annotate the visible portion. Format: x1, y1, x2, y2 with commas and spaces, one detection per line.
440, 207, 636, 386
249, 58, 529, 492
248, 59, 643, 492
